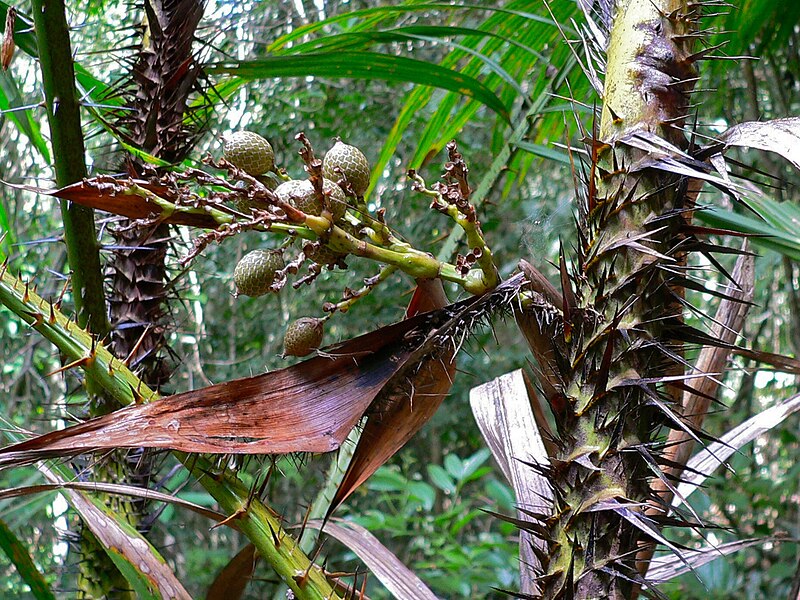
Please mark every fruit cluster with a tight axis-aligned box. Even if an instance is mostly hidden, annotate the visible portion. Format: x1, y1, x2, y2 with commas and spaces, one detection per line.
223, 131, 370, 357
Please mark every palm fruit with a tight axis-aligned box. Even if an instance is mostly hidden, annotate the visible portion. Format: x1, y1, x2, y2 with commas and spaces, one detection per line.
323, 140, 370, 196
274, 178, 347, 222
283, 317, 325, 357
223, 131, 274, 176
233, 249, 284, 297
306, 243, 342, 267
233, 174, 279, 214
256, 173, 279, 191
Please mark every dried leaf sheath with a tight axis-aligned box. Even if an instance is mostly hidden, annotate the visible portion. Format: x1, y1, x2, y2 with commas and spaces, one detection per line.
0, 275, 525, 468
0, 317, 421, 464
329, 278, 456, 513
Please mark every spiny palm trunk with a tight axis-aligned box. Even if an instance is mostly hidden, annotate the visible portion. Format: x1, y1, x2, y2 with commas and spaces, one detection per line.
109, 0, 204, 385
522, 1, 700, 597
78, 2, 204, 596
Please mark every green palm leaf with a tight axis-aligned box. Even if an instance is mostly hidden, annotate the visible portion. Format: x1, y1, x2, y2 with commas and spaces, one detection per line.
208, 51, 510, 121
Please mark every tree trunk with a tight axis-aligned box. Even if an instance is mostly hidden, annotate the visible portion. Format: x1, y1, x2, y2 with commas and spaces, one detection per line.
518, 1, 700, 597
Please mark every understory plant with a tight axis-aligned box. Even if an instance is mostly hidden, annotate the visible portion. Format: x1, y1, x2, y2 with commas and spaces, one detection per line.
2, 1, 800, 599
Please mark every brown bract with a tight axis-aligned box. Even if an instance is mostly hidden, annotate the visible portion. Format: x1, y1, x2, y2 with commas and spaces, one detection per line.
0, 316, 425, 462
0, 278, 524, 467
48, 179, 221, 228
328, 278, 457, 514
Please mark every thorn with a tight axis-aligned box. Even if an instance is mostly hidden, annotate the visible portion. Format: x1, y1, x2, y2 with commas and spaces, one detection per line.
212, 506, 248, 530
46, 355, 91, 377
686, 42, 728, 63
123, 324, 152, 367
666, 76, 701, 88
55, 275, 70, 310
559, 244, 575, 342
132, 380, 147, 404
607, 104, 622, 124
25, 309, 44, 327
297, 503, 313, 547
267, 519, 281, 548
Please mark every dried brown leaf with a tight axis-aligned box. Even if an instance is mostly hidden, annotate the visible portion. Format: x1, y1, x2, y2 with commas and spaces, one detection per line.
470, 369, 552, 596
328, 278, 455, 513
0, 276, 525, 468
12, 179, 220, 228
206, 544, 258, 600
1, 7, 15, 71
0, 316, 424, 466
307, 518, 439, 600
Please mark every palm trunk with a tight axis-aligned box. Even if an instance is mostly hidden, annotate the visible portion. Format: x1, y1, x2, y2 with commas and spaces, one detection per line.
108, 0, 204, 389
519, 1, 700, 597
100, 0, 205, 575
29, 2, 133, 597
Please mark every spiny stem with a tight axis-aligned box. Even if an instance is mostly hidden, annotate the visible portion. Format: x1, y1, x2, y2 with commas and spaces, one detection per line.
0, 265, 342, 600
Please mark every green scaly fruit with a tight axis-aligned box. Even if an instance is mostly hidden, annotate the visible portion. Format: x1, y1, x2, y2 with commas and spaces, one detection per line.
283, 317, 325, 357
257, 174, 280, 190
223, 131, 274, 176
233, 249, 284, 297
274, 178, 347, 222
323, 140, 370, 196
306, 244, 342, 267
233, 174, 280, 214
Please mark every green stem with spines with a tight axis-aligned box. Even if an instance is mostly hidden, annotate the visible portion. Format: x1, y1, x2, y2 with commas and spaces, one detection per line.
0, 265, 342, 600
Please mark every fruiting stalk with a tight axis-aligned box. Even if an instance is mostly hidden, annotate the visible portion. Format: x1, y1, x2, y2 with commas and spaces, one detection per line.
407, 171, 500, 290
121, 182, 494, 294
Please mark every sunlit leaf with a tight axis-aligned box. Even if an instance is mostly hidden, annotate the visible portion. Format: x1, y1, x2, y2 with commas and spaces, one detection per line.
470, 369, 552, 596
646, 538, 771, 583
39, 465, 190, 600
0, 71, 50, 162
718, 117, 800, 171
696, 201, 800, 261
674, 392, 800, 507
208, 52, 510, 121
